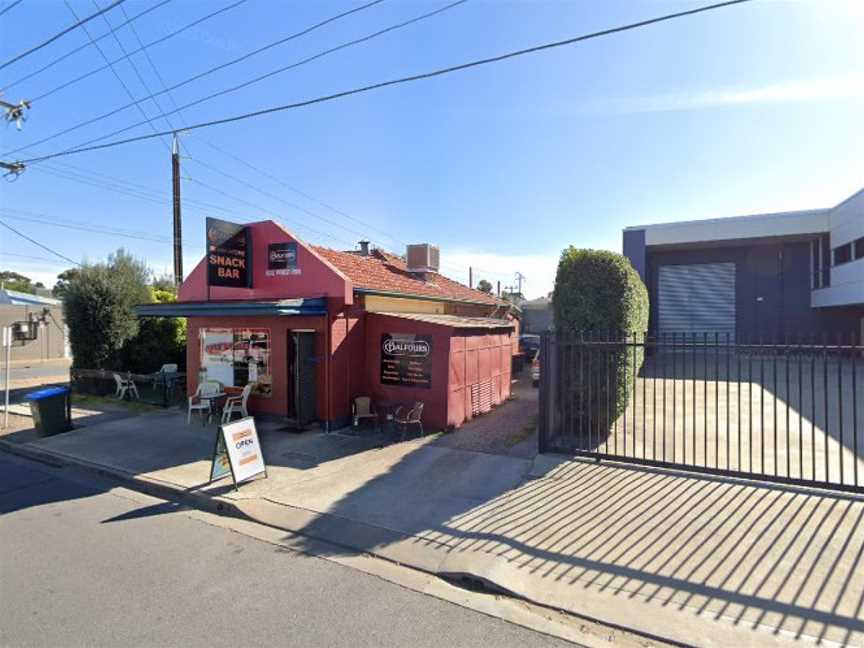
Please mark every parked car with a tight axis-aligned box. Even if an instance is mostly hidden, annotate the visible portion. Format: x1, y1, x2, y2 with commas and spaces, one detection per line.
519, 334, 541, 356
531, 350, 540, 387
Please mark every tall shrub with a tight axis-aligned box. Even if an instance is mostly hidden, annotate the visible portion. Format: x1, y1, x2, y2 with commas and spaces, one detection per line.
63, 250, 150, 369
118, 287, 186, 373
553, 248, 649, 436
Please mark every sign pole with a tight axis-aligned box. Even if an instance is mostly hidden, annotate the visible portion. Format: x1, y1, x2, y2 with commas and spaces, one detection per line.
2, 327, 11, 429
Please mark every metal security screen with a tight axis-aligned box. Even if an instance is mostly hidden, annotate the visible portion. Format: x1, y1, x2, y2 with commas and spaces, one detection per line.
658, 263, 735, 339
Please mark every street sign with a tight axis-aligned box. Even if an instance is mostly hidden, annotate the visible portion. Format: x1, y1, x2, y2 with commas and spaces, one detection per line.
210, 417, 267, 488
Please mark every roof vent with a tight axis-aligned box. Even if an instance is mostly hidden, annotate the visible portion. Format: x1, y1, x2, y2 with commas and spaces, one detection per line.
406, 244, 440, 274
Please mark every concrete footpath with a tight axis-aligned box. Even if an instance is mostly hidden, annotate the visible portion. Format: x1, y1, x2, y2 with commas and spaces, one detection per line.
2, 408, 863, 648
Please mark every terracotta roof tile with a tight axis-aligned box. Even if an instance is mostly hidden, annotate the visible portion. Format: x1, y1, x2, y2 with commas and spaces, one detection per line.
311, 246, 502, 306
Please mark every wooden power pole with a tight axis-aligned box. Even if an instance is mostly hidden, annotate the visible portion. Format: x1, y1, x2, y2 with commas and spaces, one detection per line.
172, 133, 183, 287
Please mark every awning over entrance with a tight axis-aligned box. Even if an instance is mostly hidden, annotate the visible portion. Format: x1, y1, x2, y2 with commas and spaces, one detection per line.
136, 297, 327, 318
374, 312, 515, 329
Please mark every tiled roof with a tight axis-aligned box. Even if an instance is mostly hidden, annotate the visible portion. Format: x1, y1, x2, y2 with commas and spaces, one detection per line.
373, 312, 515, 329
311, 246, 503, 306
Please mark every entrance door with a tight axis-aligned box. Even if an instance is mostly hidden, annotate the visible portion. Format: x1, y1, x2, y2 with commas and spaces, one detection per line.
288, 331, 317, 426
750, 247, 783, 342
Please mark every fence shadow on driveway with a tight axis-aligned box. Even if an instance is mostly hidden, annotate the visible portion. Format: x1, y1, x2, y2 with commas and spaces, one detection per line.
295, 450, 864, 646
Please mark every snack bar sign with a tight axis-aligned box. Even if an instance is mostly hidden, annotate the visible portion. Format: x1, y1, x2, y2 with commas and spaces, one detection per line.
206, 217, 251, 288
380, 333, 432, 389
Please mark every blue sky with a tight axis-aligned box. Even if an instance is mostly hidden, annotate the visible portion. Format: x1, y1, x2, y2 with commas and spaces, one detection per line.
1, 0, 862, 297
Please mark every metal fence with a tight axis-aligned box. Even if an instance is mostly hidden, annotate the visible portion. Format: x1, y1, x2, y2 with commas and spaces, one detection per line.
539, 332, 864, 493
71, 368, 187, 408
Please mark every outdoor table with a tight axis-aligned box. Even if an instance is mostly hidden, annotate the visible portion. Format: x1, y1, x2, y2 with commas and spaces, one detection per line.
201, 392, 227, 425
376, 400, 405, 436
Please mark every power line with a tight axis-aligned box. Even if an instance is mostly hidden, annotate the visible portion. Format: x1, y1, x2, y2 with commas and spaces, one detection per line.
0, 0, 24, 19
4, 0, 457, 158
64, 0, 172, 151
14, 0, 754, 166
183, 175, 356, 248
189, 134, 408, 248
54, 0, 467, 156
0, 219, 81, 266
0, 0, 173, 93
0, 209, 171, 242
25, 0, 249, 104
0, 0, 129, 71
2, 252, 73, 266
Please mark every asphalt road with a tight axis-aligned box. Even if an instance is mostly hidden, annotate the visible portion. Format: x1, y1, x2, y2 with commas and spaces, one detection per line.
0, 453, 573, 648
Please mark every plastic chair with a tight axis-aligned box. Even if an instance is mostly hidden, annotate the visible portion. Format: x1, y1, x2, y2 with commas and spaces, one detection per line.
152, 363, 179, 389
222, 383, 254, 424
187, 380, 223, 425
394, 401, 424, 440
352, 396, 378, 430
113, 373, 139, 400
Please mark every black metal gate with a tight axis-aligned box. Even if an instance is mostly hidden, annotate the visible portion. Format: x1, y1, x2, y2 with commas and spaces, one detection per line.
538, 332, 864, 493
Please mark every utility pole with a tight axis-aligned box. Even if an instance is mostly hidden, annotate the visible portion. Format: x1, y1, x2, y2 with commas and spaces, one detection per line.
515, 271, 526, 298
496, 280, 500, 297
172, 132, 183, 287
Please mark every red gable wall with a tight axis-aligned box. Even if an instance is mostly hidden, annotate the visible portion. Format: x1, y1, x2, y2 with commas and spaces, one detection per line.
178, 221, 352, 305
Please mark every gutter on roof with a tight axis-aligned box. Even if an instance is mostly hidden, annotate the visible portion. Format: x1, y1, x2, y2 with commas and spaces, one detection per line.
354, 287, 515, 310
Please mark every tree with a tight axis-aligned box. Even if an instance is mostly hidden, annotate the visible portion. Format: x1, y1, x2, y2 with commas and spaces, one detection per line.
151, 273, 177, 292
476, 279, 493, 294
118, 285, 186, 374
0, 271, 43, 294
63, 249, 151, 369
52, 268, 81, 299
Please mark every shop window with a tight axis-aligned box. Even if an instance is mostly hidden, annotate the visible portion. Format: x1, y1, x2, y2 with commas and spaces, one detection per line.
855, 237, 864, 261
834, 242, 852, 266
200, 327, 272, 397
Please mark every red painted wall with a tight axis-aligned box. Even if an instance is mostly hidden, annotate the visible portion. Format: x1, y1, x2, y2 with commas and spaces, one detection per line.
178, 221, 352, 305
187, 315, 328, 420
329, 305, 366, 426
448, 331, 513, 428
364, 314, 452, 431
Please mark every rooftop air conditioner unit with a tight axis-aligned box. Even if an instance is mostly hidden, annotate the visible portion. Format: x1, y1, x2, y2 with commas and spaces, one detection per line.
406, 244, 440, 274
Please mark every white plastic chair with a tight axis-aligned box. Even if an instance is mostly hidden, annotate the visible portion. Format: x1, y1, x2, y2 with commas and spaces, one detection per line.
221, 383, 254, 424
352, 396, 378, 430
187, 380, 223, 425
113, 373, 139, 400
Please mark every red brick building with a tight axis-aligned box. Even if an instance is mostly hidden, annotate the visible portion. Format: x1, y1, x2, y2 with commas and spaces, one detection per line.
139, 220, 519, 431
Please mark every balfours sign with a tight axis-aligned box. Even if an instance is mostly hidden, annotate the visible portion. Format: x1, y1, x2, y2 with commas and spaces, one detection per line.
266, 242, 300, 276
206, 217, 251, 287
380, 333, 432, 389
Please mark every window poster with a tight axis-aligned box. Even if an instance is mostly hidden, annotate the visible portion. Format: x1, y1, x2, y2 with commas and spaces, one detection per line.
233, 328, 272, 396
200, 328, 272, 396
200, 328, 235, 387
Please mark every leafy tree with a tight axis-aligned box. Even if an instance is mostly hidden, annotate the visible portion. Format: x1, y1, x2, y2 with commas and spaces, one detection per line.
476, 279, 493, 294
63, 250, 151, 369
151, 273, 177, 292
118, 286, 186, 373
53, 269, 81, 299
0, 271, 44, 294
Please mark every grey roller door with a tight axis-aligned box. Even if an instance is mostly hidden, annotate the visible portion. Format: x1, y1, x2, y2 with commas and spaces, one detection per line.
657, 263, 736, 338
